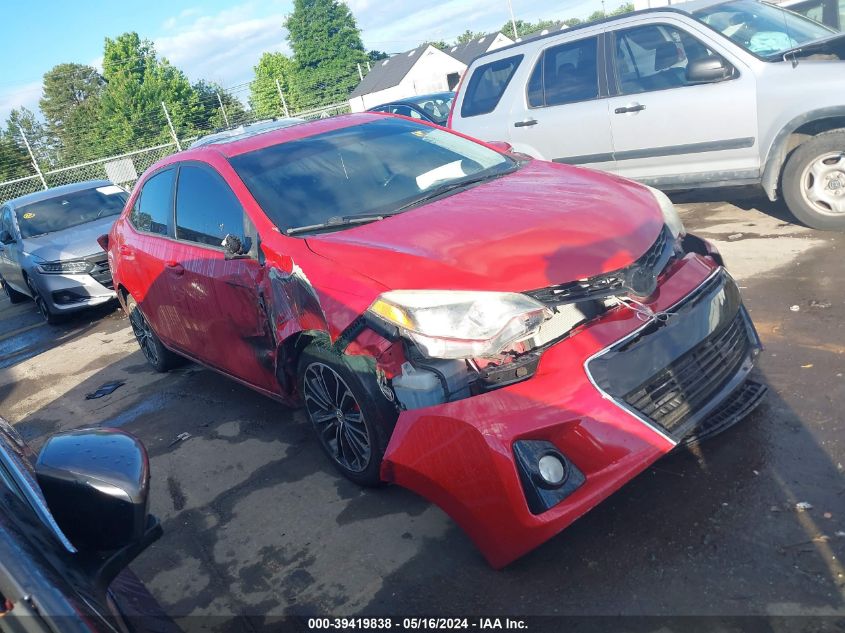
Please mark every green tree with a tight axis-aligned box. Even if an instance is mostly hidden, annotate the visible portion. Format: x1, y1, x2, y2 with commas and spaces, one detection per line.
454, 30, 486, 45
39, 63, 104, 165
285, 0, 368, 106
423, 41, 448, 51
193, 80, 248, 130
367, 50, 389, 61
0, 129, 32, 181
249, 52, 302, 117
563, 17, 583, 27
5, 108, 54, 168
96, 32, 203, 156
610, 2, 635, 15
500, 19, 561, 39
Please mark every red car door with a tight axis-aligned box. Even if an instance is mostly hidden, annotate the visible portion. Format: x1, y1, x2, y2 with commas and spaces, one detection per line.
170, 162, 280, 394
119, 168, 182, 346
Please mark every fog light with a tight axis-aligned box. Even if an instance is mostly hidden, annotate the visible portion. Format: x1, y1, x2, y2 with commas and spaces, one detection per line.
538, 454, 565, 486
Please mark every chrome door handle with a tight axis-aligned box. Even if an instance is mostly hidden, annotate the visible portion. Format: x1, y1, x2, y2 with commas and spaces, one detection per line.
514, 119, 539, 127
614, 104, 646, 114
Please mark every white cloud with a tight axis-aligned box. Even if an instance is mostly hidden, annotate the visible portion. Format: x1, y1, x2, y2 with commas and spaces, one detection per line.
0, 81, 43, 124
154, 1, 293, 94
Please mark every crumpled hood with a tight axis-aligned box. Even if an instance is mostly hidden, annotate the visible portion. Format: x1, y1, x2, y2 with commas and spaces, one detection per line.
22, 216, 117, 262
305, 161, 665, 292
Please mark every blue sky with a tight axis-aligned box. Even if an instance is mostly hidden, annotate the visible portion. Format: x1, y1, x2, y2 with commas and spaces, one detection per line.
1, 0, 604, 120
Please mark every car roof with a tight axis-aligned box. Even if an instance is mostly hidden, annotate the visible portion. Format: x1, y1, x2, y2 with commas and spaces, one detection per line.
154, 113, 386, 166
368, 92, 454, 111
3, 180, 115, 210
189, 118, 307, 148
468, 0, 736, 64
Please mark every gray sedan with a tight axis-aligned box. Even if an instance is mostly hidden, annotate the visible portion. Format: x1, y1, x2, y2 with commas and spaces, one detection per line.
0, 180, 127, 324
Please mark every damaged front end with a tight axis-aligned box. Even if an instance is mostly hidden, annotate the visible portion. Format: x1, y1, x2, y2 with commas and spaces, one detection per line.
340, 231, 765, 568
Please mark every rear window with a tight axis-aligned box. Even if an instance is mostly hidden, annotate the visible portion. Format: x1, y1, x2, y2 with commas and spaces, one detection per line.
460, 55, 523, 118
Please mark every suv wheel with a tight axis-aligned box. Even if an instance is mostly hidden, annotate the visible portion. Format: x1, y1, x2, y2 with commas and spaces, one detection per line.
298, 342, 397, 486
125, 293, 182, 372
783, 129, 845, 230
1, 277, 27, 304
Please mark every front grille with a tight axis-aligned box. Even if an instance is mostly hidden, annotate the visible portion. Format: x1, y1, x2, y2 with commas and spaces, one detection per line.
623, 310, 751, 433
527, 227, 671, 308
85, 254, 113, 289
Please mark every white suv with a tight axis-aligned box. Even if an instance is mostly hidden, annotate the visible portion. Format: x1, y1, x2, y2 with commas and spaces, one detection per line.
449, 0, 845, 230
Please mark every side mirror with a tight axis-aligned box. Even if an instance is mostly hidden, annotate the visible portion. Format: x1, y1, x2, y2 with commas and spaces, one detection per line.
0, 230, 14, 245
222, 234, 252, 260
96, 234, 109, 251
487, 140, 513, 153
686, 56, 732, 83
36, 429, 150, 552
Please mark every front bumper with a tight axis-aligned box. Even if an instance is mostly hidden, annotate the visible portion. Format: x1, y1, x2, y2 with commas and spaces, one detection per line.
380, 252, 765, 568
31, 254, 116, 313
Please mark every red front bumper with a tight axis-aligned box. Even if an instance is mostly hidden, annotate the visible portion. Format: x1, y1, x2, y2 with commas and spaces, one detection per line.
380, 252, 760, 568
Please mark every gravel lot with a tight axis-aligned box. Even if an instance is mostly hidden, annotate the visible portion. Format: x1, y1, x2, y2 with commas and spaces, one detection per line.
0, 192, 842, 630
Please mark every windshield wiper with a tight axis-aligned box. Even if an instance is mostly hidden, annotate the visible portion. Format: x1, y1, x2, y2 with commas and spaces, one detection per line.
285, 215, 385, 236
393, 170, 511, 213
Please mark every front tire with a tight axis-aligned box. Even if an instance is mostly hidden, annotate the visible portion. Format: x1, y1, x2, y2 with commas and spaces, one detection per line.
783, 129, 845, 231
1, 277, 27, 304
125, 294, 181, 372
25, 277, 63, 325
298, 342, 397, 486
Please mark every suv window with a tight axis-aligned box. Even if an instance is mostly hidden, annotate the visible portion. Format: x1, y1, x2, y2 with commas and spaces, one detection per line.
175, 165, 245, 248
0, 208, 13, 238
130, 169, 174, 236
528, 37, 599, 108
461, 54, 523, 118
614, 24, 730, 94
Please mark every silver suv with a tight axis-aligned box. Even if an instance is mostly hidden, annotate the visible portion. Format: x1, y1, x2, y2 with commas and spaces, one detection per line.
0, 180, 126, 323
450, 0, 845, 230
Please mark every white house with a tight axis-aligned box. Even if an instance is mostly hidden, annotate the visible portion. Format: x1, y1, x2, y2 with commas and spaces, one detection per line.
348, 33, 514, 112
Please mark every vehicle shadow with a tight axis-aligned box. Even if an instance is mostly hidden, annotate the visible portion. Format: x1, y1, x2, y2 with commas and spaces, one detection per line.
668, 187, 801, 227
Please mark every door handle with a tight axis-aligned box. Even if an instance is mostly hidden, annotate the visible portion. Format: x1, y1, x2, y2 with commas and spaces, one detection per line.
165, 261, 185, 276
514, 119, 539, 127
614, 104, 646, 114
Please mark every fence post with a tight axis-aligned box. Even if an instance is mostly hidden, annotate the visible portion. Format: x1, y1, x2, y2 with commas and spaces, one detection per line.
161, 102, 182, 151
216, 91, 230, 127
18, 125, 47, 190
275, 79, 290, 118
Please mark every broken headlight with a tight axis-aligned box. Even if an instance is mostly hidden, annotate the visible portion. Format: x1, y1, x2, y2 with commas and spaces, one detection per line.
368, 290, 552, 359
645, 185, 685, 239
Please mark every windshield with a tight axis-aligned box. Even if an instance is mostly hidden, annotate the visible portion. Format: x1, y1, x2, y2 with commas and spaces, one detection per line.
407, 94, 454, 125
15, 185, 127, 239
694, 0, 837, 57
229, 118, 514, 234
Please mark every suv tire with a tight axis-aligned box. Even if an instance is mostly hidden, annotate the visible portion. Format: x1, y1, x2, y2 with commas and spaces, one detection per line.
125, 294, 182, 372
783, 129, 845, 231
298, 341, 397, 487
1, 277, 27, 304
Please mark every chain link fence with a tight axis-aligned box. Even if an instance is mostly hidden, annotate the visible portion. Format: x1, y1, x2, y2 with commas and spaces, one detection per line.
0, 100, 351, 204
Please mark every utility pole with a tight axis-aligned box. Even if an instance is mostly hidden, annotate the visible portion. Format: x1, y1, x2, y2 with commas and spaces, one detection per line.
506, 0, 519, 39
161, 102, 182, 151
357, 63, 364, 81
216, 91, 230, 127
275, 79, 290, 118
366, 60, 371, 71
18, 125, 47, 190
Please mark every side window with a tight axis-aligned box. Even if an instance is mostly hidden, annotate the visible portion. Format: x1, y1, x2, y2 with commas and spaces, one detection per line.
175, 165, 245, 248
613, 24, 730, 94
460, 54, 523, 118
390, 105, 414, 116
0, 209, 12, 237
130, 169, 174, 236
528, 37, 599, 108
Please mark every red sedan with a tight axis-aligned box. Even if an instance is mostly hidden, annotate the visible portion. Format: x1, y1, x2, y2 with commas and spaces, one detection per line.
104, 114, 766, 568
